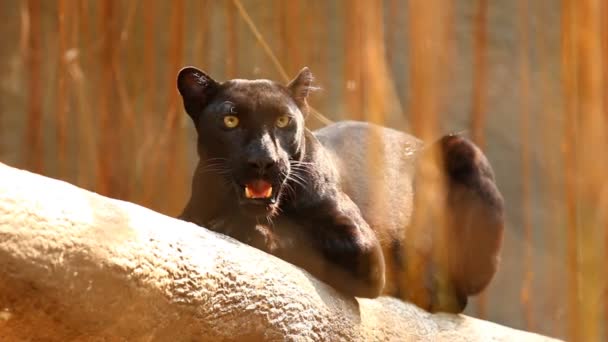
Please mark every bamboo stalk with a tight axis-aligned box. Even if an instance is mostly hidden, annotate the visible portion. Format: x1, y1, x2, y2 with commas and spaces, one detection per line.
470, 0, 488, 151
306, 0, 328, 118
274, 0, 284, 65
115, 0, 139, 202
276, 0, 312, 80
225, 0, 237, 78
24, 0, 43, 174
285, 0, 301, 74
407, 0, 444, 140
560, 0, 580, 339
385, 0, 398, 67
360, 0, 388, 246
343, 0, 363, 121
165, 0, 185, 136
471, 0, 489, 318
73, 0, 96, 190
116, 0, 138, 132
192, 0, 209, 66
535, 0, 561, 334
139, 0, 158, 208
603, 3, 608, 332
164, 0, 185, 215
575, 0, 605, 339
360, 0, 402, 126
518, 0, 534, 330
55, 0, 69, 179
559, 0, 607, 339
406, 0, 449, 309
96, 0, 117, 197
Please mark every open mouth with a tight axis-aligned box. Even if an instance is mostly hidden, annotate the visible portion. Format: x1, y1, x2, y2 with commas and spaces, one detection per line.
238, 180, 278, 217
243, 180, 273, 200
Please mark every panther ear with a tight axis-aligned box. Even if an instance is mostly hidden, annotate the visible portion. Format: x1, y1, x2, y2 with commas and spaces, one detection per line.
287, 67, 315, 108
177, 66, 219, 120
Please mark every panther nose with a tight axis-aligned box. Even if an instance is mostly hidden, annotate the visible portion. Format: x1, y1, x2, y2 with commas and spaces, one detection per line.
247, 158, 276, 174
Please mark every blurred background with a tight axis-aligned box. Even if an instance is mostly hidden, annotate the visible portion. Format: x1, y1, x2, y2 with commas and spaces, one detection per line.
0, 1, 606, 340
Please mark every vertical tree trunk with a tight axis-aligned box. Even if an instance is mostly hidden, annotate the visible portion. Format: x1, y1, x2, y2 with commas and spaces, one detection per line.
518, 0, 534, 331
574, 0, 606, 340
164, 0, 185, 215
55, 0, 69, 179
225, 0, 237, 78
405, 0, 450, 309
535, 0, 560, 334
343, 0, 363, 121
470, 0, 488, 151
24, 0, 43, 174
97, 0, 117, 197
560, 0, 607, 340
140, 0, 158, 209
276, 0, 299, 76
470, 0, 489, 318
560, 1, 579, 339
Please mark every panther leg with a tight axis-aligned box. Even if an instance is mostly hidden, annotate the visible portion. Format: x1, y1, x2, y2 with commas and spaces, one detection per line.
276, 194, 386, 299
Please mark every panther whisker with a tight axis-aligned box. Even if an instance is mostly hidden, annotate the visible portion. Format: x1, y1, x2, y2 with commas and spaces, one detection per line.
286, 174, 306, 189
289, 164, 314, 177
278, 169, 300, 201
198, 159, 233, 179
204, 157, 229, 163
288, 169, 309, 185
289, 170, 312, 182
281, 179, 297, 200
266, 214, 275, 227
290, 160, 315, 165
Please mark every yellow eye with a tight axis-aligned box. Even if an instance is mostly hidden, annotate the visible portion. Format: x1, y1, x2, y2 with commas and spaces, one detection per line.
275, 115, 291, 128
223, 115, 239, 128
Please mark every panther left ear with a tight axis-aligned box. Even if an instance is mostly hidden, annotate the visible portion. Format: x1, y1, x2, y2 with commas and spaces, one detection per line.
177, 66, 219, 121
287, 67, 315, 108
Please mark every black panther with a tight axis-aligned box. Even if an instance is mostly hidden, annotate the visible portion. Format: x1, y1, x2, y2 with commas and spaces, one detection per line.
176, 66, 504, 313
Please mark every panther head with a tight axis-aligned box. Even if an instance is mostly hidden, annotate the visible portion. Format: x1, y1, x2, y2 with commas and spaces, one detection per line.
177, 66, 315, 218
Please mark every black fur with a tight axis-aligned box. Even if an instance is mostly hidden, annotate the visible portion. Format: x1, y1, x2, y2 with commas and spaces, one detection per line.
177, 66, 385, 297
176, 66, 505, 312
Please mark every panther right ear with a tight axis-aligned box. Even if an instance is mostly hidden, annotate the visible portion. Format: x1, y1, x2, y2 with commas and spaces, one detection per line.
287, 67, 316, 109
177, 66, 219, 120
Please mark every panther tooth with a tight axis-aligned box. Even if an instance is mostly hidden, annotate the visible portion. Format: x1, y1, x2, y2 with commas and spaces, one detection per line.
244, 185, 273, 199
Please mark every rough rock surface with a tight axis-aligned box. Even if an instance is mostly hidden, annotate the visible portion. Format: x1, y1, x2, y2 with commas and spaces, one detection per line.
0, 162, 559, 342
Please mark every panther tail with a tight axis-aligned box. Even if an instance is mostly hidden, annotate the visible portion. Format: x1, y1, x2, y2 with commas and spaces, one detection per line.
405, 134, 505, 313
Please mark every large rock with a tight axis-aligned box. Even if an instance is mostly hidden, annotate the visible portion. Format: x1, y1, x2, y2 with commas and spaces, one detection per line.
0, 162, 559, 342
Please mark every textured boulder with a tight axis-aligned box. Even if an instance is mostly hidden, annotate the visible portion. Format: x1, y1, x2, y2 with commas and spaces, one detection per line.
0, 162, 559, 342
